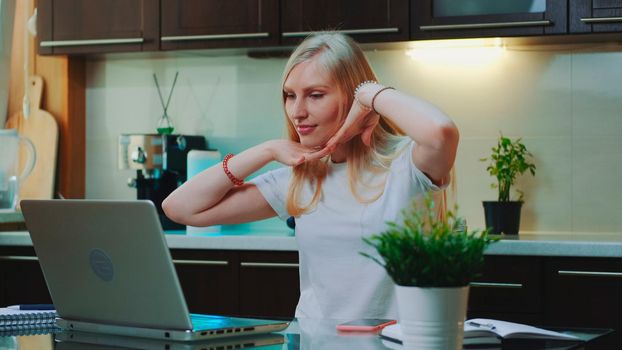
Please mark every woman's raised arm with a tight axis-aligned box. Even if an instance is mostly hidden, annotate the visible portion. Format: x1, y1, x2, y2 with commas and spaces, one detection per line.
162, 139, 315, 227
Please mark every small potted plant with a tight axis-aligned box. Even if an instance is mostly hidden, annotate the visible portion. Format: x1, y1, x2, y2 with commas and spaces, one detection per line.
362, 195, 496, 350
480, 134, 536, 235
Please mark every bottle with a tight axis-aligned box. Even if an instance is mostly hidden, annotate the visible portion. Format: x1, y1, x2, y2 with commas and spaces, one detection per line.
157, 113, 175, 135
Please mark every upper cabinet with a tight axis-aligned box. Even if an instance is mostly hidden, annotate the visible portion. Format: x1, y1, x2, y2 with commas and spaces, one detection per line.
280, 0, 409, 45
36, 0, 622, 56
411, 0, 567, 40
160, 0, 279, 51
569, 0, 622, 33
37, 0, 159, 55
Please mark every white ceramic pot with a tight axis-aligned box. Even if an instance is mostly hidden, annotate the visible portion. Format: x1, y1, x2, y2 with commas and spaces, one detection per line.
395, 285, 470, 350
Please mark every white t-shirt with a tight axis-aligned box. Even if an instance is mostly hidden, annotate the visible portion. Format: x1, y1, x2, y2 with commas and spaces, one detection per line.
251, 141, 442, 319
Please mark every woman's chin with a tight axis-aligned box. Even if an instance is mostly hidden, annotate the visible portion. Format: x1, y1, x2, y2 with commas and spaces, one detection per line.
298, 137, 324, 149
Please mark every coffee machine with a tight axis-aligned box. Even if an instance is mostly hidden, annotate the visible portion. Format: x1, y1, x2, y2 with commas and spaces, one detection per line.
118, 134, 207, 230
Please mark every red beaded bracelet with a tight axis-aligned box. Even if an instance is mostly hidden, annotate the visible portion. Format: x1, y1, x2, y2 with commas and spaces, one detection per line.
222, 153, 244, 186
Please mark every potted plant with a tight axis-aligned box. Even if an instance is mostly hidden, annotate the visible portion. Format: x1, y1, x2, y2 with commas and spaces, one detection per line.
362, 195, 496, 350
480, 134, 536, 235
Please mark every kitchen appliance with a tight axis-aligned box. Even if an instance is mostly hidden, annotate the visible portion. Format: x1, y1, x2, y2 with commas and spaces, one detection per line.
6, 76, 59, 201
118, 134, 207, 230
0, 128, 35, 212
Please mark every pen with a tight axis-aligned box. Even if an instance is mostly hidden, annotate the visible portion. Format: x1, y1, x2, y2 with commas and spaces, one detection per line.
467, 321, 496, 330
6, 304, 55, 311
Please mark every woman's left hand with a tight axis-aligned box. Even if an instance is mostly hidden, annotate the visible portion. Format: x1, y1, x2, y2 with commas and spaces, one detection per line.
326, 96, 380, 149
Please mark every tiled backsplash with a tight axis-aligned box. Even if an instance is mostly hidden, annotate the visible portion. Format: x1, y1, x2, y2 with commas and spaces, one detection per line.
85, 43, 622, 234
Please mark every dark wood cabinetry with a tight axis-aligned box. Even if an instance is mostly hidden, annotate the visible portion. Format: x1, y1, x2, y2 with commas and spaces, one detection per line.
468, 256, 544, 325
238, 251, 300, 318
0, 247, 51, 306
570, 0, 622, 33
0, 246, 299, 319
544, 257, 622, 348
160, 0, 279, 51
1, 242, 620, 346
171, 249, 300, 318
411, 0, 567, 40
468, 255, 620, 349
170, 250, 239, 316
280, 0, 409, 45
37, 0, 159, 55
36, 0, 622, 56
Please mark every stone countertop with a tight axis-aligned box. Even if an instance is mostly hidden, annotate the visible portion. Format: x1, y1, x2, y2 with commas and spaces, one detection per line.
1, 229, 622, 257
0, 211, 24, 223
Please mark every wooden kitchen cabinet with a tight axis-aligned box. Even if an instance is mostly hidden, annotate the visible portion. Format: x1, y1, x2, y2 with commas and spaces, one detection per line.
467, 255, 544, 325
280, 0, 409, 45
37, 0, 159, 55
160, 0, 279, 51
411, 0, 567, 40
570, 0, 622, 33
170, 249, 299, 319
170, 249, 239, 316
544, 257, 622, 348
238, 251, 300, 318
0, 247, 52, 306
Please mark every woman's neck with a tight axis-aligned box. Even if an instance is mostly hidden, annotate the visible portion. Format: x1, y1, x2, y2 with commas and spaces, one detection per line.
330, 144, 348, 163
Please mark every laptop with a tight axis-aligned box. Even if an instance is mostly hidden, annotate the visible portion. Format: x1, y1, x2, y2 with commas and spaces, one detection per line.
21, 199, 290, 341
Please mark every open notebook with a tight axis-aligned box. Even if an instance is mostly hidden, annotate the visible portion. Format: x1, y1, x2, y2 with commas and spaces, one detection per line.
381, 318, 580, 346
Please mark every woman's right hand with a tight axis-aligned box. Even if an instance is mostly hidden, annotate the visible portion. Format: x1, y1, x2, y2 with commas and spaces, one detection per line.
264, 139, 328, 166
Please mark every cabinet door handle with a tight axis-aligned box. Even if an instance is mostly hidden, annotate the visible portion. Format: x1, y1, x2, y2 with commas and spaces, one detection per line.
172, 259, 229, 266
580, 17, 622, 24
420, 20, 552, 31
469, 282, 523, 289
282, 27, 399, 38
161, 32, 270, 42
558, 270, 622, 278
240, 262, 299, 269
0, 255, 39, 261
40, 38, 144, 47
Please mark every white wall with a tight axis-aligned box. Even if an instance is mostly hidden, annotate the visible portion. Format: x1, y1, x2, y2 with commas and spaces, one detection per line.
85, 42, 622, 234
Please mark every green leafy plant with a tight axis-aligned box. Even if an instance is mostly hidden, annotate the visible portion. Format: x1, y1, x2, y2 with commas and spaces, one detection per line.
362, 195, 497, 287
481, 134, 536, 202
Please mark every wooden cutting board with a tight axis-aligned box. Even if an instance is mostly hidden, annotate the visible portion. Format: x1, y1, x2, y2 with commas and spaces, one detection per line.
5, 75, 59, 201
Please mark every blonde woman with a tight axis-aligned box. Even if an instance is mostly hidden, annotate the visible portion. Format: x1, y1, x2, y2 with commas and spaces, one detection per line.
162, 33, 459, 319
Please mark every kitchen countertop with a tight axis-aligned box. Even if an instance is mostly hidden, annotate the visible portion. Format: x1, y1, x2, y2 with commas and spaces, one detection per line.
1, 228, 622, 257
0, 211, 24, 223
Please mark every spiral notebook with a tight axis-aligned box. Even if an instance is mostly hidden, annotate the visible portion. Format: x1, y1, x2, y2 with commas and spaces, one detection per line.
0, 324, 61, 337
0, 307, 57, 326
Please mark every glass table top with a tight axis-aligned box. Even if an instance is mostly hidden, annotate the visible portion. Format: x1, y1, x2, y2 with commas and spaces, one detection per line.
0, 319, 613, 350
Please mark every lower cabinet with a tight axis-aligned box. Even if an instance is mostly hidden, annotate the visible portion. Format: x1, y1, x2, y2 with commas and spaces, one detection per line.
170, 250, 240, 316
0, 246, 52, 306
468, 255, 544, 325
171, 249, 300, 319
544, 257, 622, 349
0, 243, 619, 347
238, 251, 300, 318
468, 255, 620, 349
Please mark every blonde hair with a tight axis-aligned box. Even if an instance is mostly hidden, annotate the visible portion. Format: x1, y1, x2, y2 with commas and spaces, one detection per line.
281, 33, 406, 216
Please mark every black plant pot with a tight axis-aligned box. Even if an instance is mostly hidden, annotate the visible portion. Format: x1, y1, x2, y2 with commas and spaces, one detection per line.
483, 201, 523, 235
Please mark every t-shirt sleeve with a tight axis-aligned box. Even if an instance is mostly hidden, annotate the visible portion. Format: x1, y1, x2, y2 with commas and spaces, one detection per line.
249, 167, 292, 220
397, 140, 448, 192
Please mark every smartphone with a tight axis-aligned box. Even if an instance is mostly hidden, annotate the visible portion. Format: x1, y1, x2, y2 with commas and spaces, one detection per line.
336, 319, 397, 332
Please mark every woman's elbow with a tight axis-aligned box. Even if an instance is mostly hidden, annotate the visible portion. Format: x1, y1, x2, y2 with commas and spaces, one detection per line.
433, 120, 460, 151
161, 196, 186, 225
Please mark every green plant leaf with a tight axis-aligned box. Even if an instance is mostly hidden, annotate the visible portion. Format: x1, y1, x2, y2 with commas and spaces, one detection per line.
480, 133, 536, 201
361, 194, 498, 287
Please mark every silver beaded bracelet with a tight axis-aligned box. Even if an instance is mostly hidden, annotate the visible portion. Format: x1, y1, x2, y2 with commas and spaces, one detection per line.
354, 80, 377, 111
